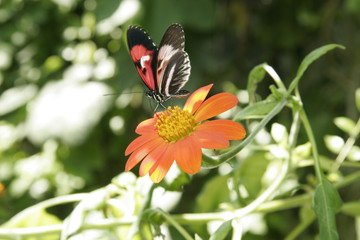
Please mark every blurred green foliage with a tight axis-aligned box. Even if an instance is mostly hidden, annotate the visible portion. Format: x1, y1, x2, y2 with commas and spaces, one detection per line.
0, 0, 360, 239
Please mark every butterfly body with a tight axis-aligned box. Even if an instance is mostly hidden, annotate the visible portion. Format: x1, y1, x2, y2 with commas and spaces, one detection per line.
127, 24, 191, 110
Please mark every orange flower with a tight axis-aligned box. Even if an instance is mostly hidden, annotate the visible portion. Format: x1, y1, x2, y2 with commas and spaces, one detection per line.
125, 84, 246, 183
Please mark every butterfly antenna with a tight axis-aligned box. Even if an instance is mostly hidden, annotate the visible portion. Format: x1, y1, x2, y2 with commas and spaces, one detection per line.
147, 96, 155, 112
103, 91, 146, 97
103, 93, 119, 96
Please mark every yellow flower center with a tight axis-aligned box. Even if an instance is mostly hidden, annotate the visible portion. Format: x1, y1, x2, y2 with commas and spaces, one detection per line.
155, 106, 196, 142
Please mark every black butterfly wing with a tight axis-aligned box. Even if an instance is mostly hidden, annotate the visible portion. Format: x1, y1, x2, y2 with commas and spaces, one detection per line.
159, 51, 191, 97
156, 24, 191, 97
127, 26, 158, 91
159, 23, 185, 50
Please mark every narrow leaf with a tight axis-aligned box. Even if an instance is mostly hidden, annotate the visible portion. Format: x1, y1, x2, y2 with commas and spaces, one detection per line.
61, 189, 107, 240
289, 44, 345, 93
196, 175, 229, 213
234, 98, 278, 121
312, 179, 342, 240
209, 220, 232, 240
195, 234, 204, 240
2, 208, 61, 229
235, 152, 269, 198
247, 63, 267, 103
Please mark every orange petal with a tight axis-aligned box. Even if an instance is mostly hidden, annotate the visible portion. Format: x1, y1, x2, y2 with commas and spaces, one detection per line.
194, 93, 238, 123
149, 144, 176, 183
196, 120, 246, 140
139, 142, 167, 177
125, 133, 159, 156
192, 128, 229, 149
183, 84, 213, 114
135, 118, 157, 134
174, 137, 202, 174
125, 137, 164, 171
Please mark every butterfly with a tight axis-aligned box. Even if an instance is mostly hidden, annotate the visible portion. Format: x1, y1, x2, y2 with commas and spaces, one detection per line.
127, 24, 191, 111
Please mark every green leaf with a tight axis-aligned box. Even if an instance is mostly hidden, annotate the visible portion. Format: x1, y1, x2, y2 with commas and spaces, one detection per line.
312, 179, 342, 240
195, 234, 204, 240
355, 88, 360, 112
269, 85, 287, 99
160, 171, 191, 191
209, 220, 232, 240
61, 189, 107, 240
288, 44, 345, 93
285, 204, 316, 240
234, 98, 279, 121
235, 152, 269, 198
195, 175, 229, 213
247, 63, 267, 103
334, 117, 356, 134
300, 204, 316, 223
246, 63, 285, 104
2, 209, 61, 240
3, 208, 61, 228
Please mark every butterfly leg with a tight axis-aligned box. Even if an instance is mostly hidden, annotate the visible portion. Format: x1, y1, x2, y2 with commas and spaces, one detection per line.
153, 103, 160, 112
153, 102, 167, 112
160, 102, 167, 109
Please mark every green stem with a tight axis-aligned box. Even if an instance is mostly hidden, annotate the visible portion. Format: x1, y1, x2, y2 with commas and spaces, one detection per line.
334, 171, 360, 189
202, 98, 288, 168
293, 85, 323, 184
331, 117, 360, 172
6, 193, 87, 224
233, 152, 291, 218
126, 183, 155, 240
255, 194, 311, 213
231, 218, 243, 240
2, 170, 360, 239
151, 208, 194, 240
263, 63, 286, 90
0, 217, 137, 239
233, 109, 300, 219
285, 212, 316, 240
298, 159, 360, 169
299, 108, 324, 182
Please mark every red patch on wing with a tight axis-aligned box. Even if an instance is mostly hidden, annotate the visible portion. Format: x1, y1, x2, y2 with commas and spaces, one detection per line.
130, 45, 156, 90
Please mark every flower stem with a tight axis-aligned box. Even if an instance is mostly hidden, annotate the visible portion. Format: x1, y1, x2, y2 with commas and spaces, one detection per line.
331, 117, 360, 172
299, 108, 324, 182
126, 183, 155, 240
285, 212, 316, 240
6, 193, 87, 224
233, 109, 300, 219
150, 208, 194, 240
2, 171, 360, 239
202, 97, 288, 168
